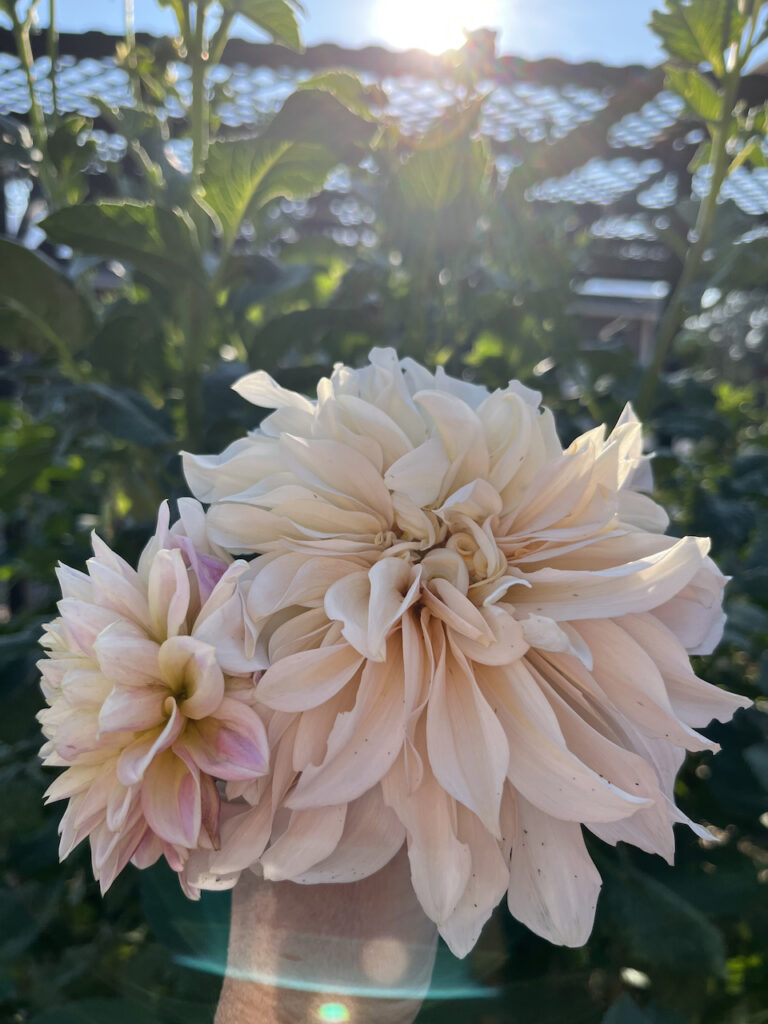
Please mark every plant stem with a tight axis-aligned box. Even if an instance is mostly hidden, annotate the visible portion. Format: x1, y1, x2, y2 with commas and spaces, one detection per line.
190, 2, 209, 183
12, 7, 46, 155
48, 0, 58, 117
635, 68, 742, 419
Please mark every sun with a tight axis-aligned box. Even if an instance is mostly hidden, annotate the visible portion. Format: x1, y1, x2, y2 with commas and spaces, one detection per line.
373, 0, 503, 54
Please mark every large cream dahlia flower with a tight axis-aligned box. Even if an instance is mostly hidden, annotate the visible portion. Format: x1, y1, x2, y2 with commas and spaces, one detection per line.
182, 348, 750, 957
38, 500, 270, 895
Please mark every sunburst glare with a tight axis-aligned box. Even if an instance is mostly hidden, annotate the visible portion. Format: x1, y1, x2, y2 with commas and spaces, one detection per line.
373, 0, 503, 54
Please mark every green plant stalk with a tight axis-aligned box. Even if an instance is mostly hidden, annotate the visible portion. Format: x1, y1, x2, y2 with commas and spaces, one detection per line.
47, 0, 58, 117
190, 3, 209, 183
11, 6, 47, 159
635, 68, 742, 419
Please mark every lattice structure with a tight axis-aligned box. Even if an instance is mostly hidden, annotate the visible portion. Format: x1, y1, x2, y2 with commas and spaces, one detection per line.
2, 28, 768, 290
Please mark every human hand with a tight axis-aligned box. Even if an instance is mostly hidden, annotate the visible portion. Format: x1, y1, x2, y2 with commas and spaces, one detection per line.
215, 848, 438, 1024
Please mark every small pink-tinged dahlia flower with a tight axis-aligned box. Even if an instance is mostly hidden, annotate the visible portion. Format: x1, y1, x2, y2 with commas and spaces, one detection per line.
183, 348, 751, 957
38, 500, 269, 895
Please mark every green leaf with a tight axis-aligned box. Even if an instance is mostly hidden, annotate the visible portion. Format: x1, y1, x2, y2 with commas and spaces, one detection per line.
651, 0, 745, 76
744, 742, 768, 790
42, 201, 203, 287
202, 91, 371, 251
603, 995, 650, 1024
296, 70, 378, 119
598, 857, 727, 975
0, 239, 94, 354
666, 67, 722, 121
262, 87, 375, 148
27, 999, 163, 1024
220, 0, 304, 51
398, 137, 490, 211
76, 382, 172, 446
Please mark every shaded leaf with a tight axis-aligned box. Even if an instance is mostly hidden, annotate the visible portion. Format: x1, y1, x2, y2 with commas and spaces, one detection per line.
0, 239, 94, 353
42, 202, 203, 287
27, 999, 163, 1024
651, 0, 745, 76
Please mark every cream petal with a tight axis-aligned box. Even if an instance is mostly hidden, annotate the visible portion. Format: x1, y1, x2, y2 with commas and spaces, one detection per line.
287, 644, 407, 809
439, 805, 509, 959
210, 799, 274, 874
414, 390, 490, 495
261, 803, 347, 881
232, 369, 315, 412
519, 613, 593, 668
58, 599, 122, 658
55, 563, 93, 601
93, 623, 161, 687
484, 660, 647, 823
384, 438, 451, 507
181, 697, 269, 781
141, 747, 201, 848
256, 643, 363, 712
618, 612, 751, 726
382, 754, 471, 925
148, 548, 190, 640
246, 554, 362, 621
291, 785, 405, 884
158, 635, 224, 720
87, 559, 150, 630
98, 684, 166, 734
279, 433, 394, 519
422, 578, 495, 644
182, 435, 280, 504
116, 703, 184, 785
513, 536, 709, 621
575, 619, 717, 751
426, 636, 508, 836
505, 793, 602, 947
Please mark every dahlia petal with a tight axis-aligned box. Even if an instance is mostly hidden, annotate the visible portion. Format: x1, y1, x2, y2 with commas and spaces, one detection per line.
426, 636, 508, 836
131, 828, 163, 869
116, 703, 184, 785
575, 619, 718, 751
158, 635, 224, 720
619, 613, 751, 726
246, 554, 361, 621
291, 785, 405, 884
99, 683, 166, 733
414, 390, 489, 494
92, 623, 161, 687
210, 798, 274, 874
384, 438, 451, 506
87, 559, 150, 629
485, 660, 648, 823
232, 370, 315, 412
183, 436, 280, 504
422, 579, 495, 644
279, 434, 393, 519
181, 696, 269, 780
141, 748, 201, 848
383, 755, 471, 924
256, 643, 363, 712
261, 803, 347, 881
505, 793, 602, 947
439, 806, 508, 958
58, 599, 121, 658
148, 548, 190, 640
287, 646, 407, 809
55, 563, 93, 601
513, 536, 710, 620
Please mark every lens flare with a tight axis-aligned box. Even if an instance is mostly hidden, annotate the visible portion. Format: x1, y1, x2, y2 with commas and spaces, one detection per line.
318, 1003, 350, 1023
373, 0, 502, 54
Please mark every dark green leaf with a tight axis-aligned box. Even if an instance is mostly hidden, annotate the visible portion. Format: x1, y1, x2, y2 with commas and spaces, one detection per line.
744, 742, 768, 790
262, 87, 375, 148
76, 382, 172, 446
603, 995, 650, 1024
0, 239, 94, 353
27, 999, 163, 1024
598, 857, 727, 974
398, 137, 490, 211
42, 201, 203, 287
220, 0, 303, 51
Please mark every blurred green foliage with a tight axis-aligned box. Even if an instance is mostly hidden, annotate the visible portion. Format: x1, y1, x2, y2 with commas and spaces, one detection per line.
1, 0, 767, 1021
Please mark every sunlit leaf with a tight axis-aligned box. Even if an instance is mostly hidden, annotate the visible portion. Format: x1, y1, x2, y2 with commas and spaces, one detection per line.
220, 0, 304, 51
666, 67, 722, 121
651, 0, 745, 76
